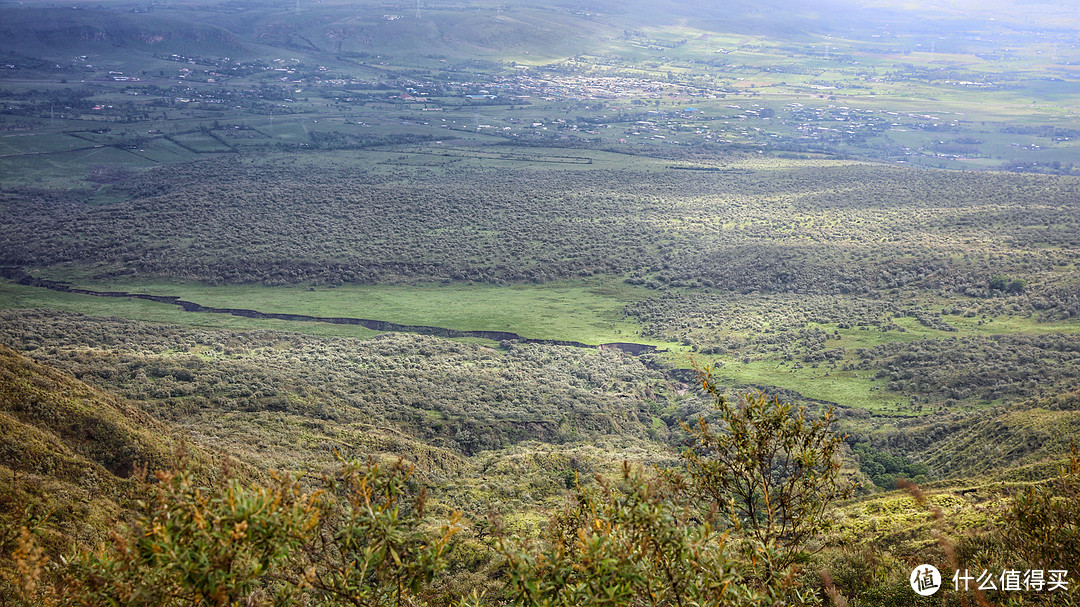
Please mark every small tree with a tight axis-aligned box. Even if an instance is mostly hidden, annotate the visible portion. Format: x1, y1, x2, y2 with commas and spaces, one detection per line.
294, 457, 462, 607
1002, 442, 1080, 570
497, 462, 752, 607
678, 367, 854, 579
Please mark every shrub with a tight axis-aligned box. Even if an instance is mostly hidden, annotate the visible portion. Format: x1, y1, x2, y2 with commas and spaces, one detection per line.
676, 368, 855, 579
1001, 442, 1080, 570
496, 462, 756, 606
50, 457, 461, 607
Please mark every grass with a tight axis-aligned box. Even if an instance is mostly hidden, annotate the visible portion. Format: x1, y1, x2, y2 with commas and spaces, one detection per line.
169, 132, 233, 153
945, 314, 1080, 335
4, 276, 663, 346
668, 350, 905, 413
0, 145, 159, 186
11, 267, 1077, 414
93, 277, 656, 344
656, 296, 1080, 412
0, 282, 381, 340
0, 132, 90, 155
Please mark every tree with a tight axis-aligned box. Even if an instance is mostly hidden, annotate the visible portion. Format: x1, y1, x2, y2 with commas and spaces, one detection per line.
291, 457, 462, 607
498, 374, 854, 606
677, 367, 854, 579
496, 462, 755, 607
1002, 442, 1080, 570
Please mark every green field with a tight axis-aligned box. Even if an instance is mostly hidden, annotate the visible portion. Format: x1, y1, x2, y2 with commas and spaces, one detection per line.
42, 276, 661, 345
6, 271, 1079, 414
0, 282, 381, 340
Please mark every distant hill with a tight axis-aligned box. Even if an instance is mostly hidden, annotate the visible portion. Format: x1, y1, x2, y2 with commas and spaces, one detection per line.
0, 0, 880, 68
3, 0, 1068, 70
0, 8, 245, 60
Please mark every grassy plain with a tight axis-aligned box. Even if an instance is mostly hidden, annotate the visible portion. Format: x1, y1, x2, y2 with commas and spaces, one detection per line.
43, 276, 660, 345
0, 281, 381, 340
7, 271, 1079, 415
678, 353, 906, 413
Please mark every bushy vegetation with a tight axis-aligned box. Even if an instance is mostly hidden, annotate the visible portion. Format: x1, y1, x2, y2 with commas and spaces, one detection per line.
2, 0, 1080, 601
625, 290, 1080, 356
499, 463, 753, 606
874, 390, 1080, 480
678, 372, 855, 576
3, 317, 1080, 605
855, 334, 1080, 403
5, 361, 1078, 606
1001, 443, 1080, 572
3, 457, 462, 607
0, 309, 679, 475
1, 364, 856, 607
3, 161, 1078, 303
0, 343, 228, 577
852, 444, 929, 489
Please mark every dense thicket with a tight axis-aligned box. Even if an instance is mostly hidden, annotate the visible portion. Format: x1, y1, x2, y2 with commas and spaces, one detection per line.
626, 291, 907, 354
2, 161, 1077, 300
855, 334, 1080, 403
0, 310, 677, 471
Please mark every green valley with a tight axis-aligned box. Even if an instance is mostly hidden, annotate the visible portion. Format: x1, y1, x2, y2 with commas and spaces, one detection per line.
2, 0, 1079, 604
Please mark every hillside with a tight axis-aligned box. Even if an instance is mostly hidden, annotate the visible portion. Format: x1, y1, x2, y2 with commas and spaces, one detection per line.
0, 342, 225, 557
0, 309, 675, 474
2, 319, 1078, 605
0, 8, 245, 61
891, 389, 1080, 481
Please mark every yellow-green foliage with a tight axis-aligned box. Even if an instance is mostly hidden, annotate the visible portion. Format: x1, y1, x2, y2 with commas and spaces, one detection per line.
7, 458, 462, 607
829, 489, 994, 560
680, 369, 855, 577
817, 453, 1080, 606
497, 463, 754, 607
0, 344, 179, 479
0, 344, 223, 562
1001, 444, 1080, 571
64, 468, 321, 606
897, 390, 1080, 478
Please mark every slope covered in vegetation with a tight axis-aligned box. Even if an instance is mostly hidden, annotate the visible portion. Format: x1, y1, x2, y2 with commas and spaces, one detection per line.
0, 342, 224, 560
2, 333, 1078, 605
